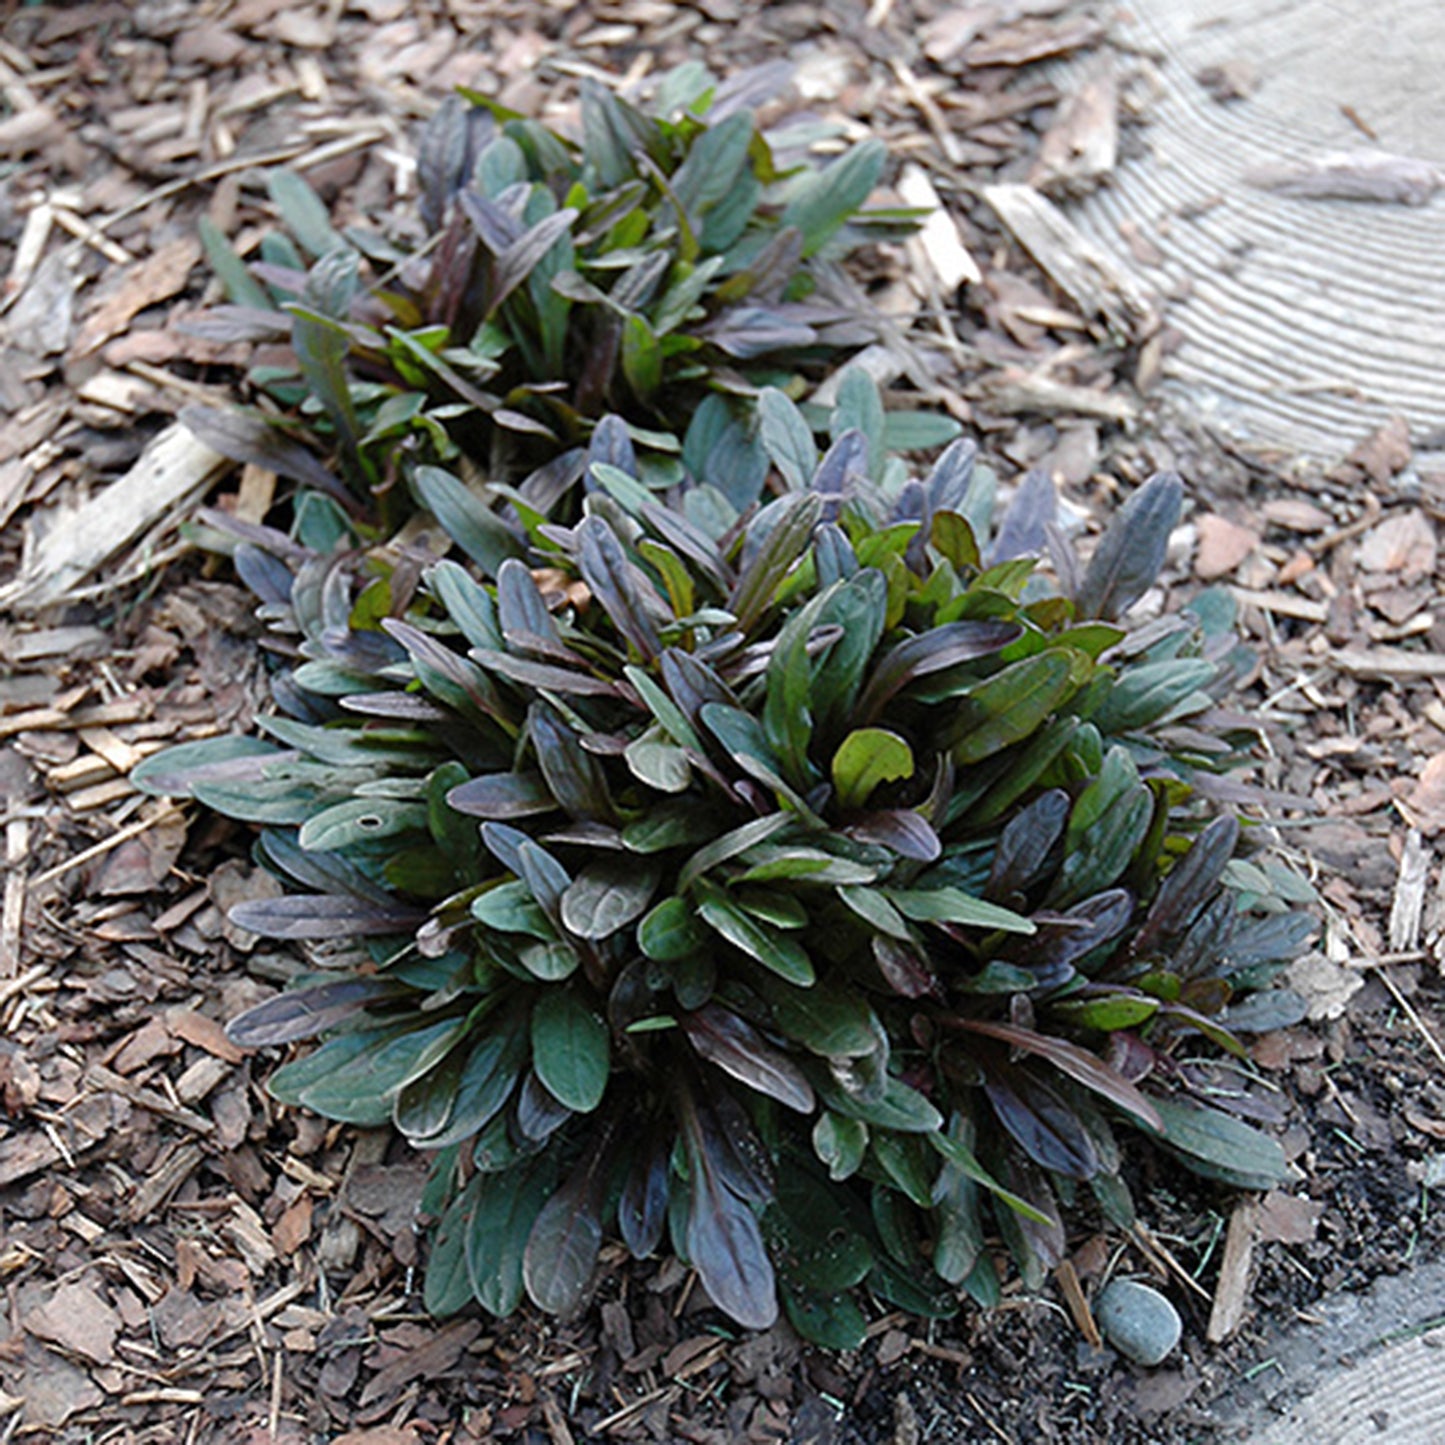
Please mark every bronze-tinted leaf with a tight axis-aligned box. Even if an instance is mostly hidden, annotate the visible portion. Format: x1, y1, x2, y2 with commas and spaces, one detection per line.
1075, 472, 1183, 620
227, 894, 424, 940
682, 1004, 815, 1113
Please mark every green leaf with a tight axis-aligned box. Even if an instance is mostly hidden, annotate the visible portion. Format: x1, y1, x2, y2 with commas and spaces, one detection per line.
1052, 994, 1161, 1031
426, 1180, 480, 1316
947, 649, 1091, 765
268, 168, 349, 259
888, 888, 1034, 934
780, 1282, 868, 1349
831, 728, 914, 812
466, 1164, 555, 1316
638, 896, 707, 961
762, 980, 879, 1058
198, 217, 273, 310
812, 1112, 868, 1181
471, 880, 553, 938
815, 1072, 942, 1134
1144, 1094, 1289, 1190
271, 1017, 466, 1126
677, 813, 794, 893
560, 859, 660, 940
929, 1128, 1053, 1226
830, 368, 885, 476
531, 989, 609, 1113
621, 312, 663, 400
298, 798, 428, 853
697, 885, 815, 985
414, 466, 523, 578
757, 387, 817, 490
624, 736, 693, 792
779, 138, 885, 257
130, 735, 282, 797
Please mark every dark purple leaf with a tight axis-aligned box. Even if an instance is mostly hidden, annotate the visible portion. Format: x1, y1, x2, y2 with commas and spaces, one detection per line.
871, 936, 940, 999
192, 507, 309, 563
490, 208, 578, 315
811, 429, 868, 521
530, 704, 614, 824
227, 894, 424, 940
853, 620, 1022, 726
232, 543, 294, 606
179, 304, 289, 342
339, 692, 451, 722
680, 1098, 778, 1329
523, 1145, 607, 1316
659, 648, 741, 729
682, 1004, 815, 1113
953, 1020, 1163, 1131
577, 515, 663, 662
1004, 888, 1134, 974
926, 437, 978, 513
460, 187, 523, 253
471, 649, 627, 698
182, 405, 358, 513
988, 469, 1056, 563
1134, 815, 1240, 955
496, 558, 561, 649
705, 304, 820, 358
619, 1130, 672, 1259
518, 447, 588, 512
382, 618, 509, 722
514, 1067, 573, 1141
447, 771, 555, 820
724, 224, 804, 305
417, 95, 496, 231
708, 59, 794, 122
845, 809, 941, 861
986, 789, 1070, 902
984, 1062, 1099, 1179
227, 978, 401, 1047
588, 414, 637, 479
1075, 472, 1183, 620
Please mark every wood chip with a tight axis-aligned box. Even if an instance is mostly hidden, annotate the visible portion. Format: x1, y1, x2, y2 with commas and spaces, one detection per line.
1328, 648, 1445, 681
984, 182, 1160, 342
1390, 830, 1431, 949
898, 163, 980, 291
1031, 61, 1117, 195
0, 421, 229, 611
1206, 1198, 1259, 1343
1194, 514, 1260, 580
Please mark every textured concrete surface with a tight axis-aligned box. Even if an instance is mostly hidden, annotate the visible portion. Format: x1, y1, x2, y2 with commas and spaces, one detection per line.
1055, 0, 1445, 465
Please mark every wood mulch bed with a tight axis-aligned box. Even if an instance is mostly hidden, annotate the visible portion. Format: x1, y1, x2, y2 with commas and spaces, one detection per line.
2, 2, 1443, 1441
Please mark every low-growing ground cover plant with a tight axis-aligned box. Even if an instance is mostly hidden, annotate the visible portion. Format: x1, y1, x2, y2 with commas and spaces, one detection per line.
137, 380, 1314, 1344
186, 61, 935, 531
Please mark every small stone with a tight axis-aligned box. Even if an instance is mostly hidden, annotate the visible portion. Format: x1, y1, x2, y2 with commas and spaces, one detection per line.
1096, 1280, 1181, 1366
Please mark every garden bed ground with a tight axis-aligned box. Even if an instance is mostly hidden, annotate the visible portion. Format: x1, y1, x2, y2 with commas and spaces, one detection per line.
2, 2, 1444, 1442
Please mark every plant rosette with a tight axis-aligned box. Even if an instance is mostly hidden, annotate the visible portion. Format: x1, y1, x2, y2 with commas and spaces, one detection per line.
182, 60, 936, 533
137, 387, 1314, 1344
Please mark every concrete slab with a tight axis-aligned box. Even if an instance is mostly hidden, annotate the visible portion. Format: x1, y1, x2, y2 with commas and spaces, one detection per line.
1052, 0, 1445, 466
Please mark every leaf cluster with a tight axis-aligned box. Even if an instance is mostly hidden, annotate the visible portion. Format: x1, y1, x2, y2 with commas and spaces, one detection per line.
138, 379, 1313, 1343
190, 62, 920, 527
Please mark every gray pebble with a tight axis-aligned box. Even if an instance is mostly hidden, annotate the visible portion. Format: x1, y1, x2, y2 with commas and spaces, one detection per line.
1096, 1279, 1182, 1366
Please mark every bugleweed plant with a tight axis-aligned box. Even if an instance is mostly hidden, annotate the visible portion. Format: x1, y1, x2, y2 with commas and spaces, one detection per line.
187, 61, 932, 529
136, 381, 1313, 1344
